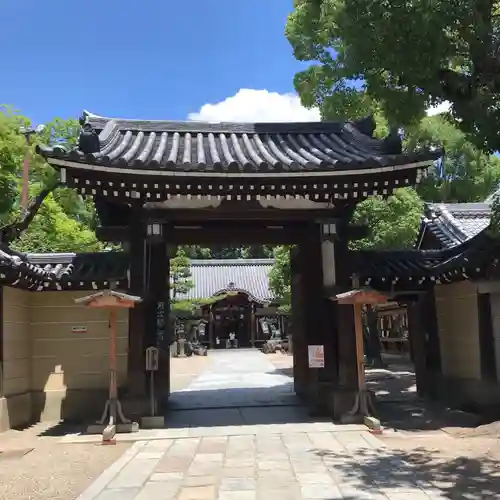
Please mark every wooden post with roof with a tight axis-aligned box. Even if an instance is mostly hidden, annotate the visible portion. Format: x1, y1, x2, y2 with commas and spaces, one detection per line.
74, 289, 142, 443
334, 276, 387, 427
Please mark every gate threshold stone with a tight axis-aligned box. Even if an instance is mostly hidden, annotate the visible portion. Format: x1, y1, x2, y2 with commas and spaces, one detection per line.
60, 422, 367, 444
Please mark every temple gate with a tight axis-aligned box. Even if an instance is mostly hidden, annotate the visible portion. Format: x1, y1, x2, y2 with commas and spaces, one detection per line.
36, 110, 439, 418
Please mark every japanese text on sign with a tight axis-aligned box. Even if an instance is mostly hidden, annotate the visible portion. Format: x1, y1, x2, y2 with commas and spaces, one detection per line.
156, 301, 165, 343
308, 345, 325, 368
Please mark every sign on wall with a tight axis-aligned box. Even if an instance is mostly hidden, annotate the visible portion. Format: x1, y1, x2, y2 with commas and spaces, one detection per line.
71, 326, 87, 334
308, 345, 325, 368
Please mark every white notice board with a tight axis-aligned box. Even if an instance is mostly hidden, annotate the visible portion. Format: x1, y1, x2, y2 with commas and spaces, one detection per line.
308, 345, 325, 368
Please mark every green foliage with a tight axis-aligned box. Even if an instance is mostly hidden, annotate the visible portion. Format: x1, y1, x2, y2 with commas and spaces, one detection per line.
407, 116, 500, 202
268, 246, 292, 302
351, 188, 423, 250
0, 106, 104, 253
170, 294, 228, 316
489, 195, 500, 240
170, 248, 195, 300
286, 0, 500, 152
180, 245, 274, 259
11, 189, 105, 253
0, 106, 30, 217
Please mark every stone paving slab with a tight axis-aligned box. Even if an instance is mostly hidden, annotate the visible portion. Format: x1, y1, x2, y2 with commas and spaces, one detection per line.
76, 431, 445, 500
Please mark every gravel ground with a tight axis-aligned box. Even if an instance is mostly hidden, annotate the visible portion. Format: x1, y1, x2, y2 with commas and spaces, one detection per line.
0, 422, 130, 500
0, 355, 211, 500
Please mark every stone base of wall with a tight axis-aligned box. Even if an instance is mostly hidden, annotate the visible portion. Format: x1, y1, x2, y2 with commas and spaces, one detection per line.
31, 389, 111, 423
435, 375, 500, 413
0, 388, 154, 431
0, 392, 32, 432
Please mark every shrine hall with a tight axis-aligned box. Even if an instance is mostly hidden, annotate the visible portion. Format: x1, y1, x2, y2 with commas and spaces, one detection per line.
1, 111, 500, 431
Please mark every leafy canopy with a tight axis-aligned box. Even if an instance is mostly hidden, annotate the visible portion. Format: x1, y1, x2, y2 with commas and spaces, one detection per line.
286, 0, 500, 152
0, 106, 103, 251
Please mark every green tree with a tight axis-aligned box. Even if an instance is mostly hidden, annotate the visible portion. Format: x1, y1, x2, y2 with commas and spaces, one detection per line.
407, 116, 500, 202
11, 189, 104, 253
0, 107, 103, 251
268, 246, 292, 304
351, 188, 424, 250
286, 0, 500, 152
0, 106, 31, 219
170, 248, 195, 300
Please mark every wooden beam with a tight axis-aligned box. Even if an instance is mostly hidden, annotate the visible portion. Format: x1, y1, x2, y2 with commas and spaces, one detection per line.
338, 225, 369, 241
98, 224, 308, 244
142, 207, 343, 222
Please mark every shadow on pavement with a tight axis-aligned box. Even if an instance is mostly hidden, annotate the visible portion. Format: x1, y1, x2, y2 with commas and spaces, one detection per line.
313, 446, 500, 499
165, 381, 332, 428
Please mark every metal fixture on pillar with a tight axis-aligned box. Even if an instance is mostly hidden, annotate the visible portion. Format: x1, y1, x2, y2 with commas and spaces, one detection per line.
320, 220, 337, 241
146, 221, 163, 241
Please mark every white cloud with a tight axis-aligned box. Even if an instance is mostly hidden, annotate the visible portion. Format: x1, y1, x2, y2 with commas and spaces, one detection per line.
426, 101, 451, 116
187, 89, 321, 122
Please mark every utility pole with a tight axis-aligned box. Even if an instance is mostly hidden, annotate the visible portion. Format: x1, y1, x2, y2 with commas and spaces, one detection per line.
19, 124, 45, 212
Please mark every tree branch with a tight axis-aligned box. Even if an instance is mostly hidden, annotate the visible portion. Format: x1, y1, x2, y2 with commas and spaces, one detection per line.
0, 183, 60, 244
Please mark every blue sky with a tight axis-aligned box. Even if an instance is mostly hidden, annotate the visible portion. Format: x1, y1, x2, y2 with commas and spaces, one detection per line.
1, 0, 317, 126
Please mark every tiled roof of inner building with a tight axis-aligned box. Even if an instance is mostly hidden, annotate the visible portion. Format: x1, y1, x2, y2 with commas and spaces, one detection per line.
36, 111, 441, 174
421, 202, 492, 248
176, 259, 275, 303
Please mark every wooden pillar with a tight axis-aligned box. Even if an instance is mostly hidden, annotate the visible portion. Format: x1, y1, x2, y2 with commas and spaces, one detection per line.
0, 286, 4, 399
407, 290, 442, 398
407, 299, 427, 396
127, 208, 146, 395
291, 245, 308, 398
209, 307, 214, 349
333, 235, 359, 416
144, 230, 170, 404
250, 303, 256, 347
301, 224, 333, 412
423, 289, 441, 391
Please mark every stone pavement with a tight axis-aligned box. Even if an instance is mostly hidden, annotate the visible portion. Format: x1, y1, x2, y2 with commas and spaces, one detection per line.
75, 430, 447, 499
74, 350, 448, 499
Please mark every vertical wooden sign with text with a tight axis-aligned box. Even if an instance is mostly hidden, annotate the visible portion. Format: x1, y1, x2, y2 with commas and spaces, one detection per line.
155, 301, 165, 346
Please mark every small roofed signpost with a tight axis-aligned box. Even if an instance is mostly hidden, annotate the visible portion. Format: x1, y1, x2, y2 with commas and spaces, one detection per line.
74, 289, 142, 444
335, 277, 387, 432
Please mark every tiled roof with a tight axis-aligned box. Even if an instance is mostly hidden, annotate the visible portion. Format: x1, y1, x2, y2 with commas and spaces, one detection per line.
417, 186, 500, 250
26, 251, 128, 287
353, 232, 500, 290
176, 259, 274, 303
0, 246, 55, 285
36, 111, 440, 174
420, 202, 491, 249
0, 247, 128, 291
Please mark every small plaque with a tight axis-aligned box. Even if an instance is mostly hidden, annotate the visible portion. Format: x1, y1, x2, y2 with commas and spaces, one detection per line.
145, 346, 159, 371
71, 326, 87, 334
308, 345, 325, 368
